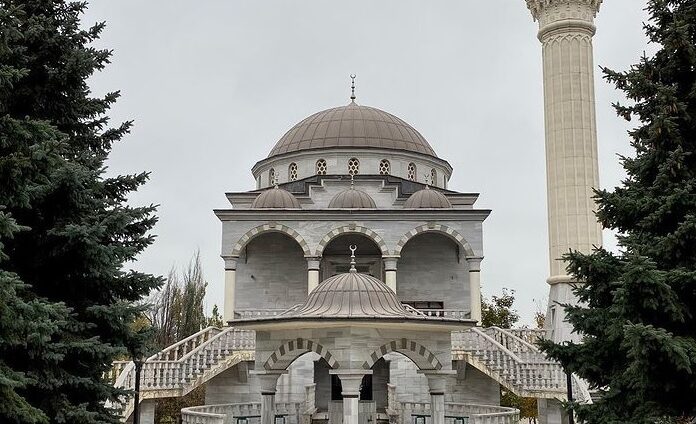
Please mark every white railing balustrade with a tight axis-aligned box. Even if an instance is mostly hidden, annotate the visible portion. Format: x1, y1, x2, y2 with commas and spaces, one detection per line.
452, 327, 592, 403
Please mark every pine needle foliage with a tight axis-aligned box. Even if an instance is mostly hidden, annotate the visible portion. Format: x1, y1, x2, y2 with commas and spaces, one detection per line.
0, 1, 161, 422
539, 1, 696, 422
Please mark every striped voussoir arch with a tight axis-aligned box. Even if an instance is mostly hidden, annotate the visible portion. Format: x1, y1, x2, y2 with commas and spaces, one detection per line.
263, 338, 339, 371
394, 223, 475, 257
231, 223, 310, 257
362, 339, 443, 371
315, 225, 389, 256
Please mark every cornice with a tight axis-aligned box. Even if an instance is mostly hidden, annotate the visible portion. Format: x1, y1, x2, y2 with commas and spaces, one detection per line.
213, 209, 492, 222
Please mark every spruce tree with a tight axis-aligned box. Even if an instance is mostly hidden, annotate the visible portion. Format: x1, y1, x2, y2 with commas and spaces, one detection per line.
539, 1, 696, 422
0, 1, 161, 422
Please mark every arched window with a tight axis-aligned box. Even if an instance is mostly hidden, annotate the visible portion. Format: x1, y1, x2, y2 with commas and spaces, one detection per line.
379, 159, 390, 175
269, 168, 276, 185
407, 162, 417, 181
430, 168, 437, 186
316, 159, 327, 175
348, 158, 360, 176
288, 162, 298, 181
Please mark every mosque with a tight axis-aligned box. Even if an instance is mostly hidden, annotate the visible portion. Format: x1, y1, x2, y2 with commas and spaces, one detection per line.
110, 1, 605, 424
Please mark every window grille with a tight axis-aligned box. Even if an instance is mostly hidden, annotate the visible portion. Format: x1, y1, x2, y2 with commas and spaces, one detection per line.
316, 159, 327, 175
379, 159, 390, 175
269, 168, 276, 185
430, 168, 437, 186
407, 163, 417, 181
288, 163, 298, 181
348, 158, 360, 175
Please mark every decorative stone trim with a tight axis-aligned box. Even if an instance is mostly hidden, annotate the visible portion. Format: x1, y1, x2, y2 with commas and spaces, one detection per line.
231, 223, 310, 257
362, 339, 443, 371
394, 224, 475, 257
263, 338, 339, 371
315, 225, 389, 256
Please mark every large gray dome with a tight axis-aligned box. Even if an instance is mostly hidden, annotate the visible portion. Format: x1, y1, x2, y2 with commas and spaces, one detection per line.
294, 270, 411, 318
268, 102, 437, 158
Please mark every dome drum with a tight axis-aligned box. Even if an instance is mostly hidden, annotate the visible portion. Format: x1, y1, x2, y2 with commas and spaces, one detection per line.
253, 150, 451, 189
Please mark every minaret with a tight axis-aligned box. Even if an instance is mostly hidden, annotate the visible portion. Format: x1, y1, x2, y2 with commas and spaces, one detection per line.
525, 0, 604, 343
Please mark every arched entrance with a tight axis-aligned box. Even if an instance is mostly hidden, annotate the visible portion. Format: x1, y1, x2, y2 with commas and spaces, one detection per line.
320, 233, 383, 280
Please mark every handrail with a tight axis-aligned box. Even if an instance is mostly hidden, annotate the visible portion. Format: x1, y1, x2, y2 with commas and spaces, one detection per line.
402, 304, 427, 316
466, 328, 525, 363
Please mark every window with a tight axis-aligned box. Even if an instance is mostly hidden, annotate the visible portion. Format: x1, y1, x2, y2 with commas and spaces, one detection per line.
288, 162, 298, 181
348, 157, 359, 175
407, 162, 417, 181
430, 168, 437, 186
269, 168, 276, 185
316, 159, 327, 175
379, 159, 390, 175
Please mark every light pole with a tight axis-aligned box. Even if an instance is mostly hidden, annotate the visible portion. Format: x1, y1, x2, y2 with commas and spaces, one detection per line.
566, 371, 575, 424
132, 356, 144, 424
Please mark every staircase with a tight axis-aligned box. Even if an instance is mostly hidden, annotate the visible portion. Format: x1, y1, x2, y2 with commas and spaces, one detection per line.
109, 325, 590, 421
108, 326, 255, 421
452, 327, 592, 403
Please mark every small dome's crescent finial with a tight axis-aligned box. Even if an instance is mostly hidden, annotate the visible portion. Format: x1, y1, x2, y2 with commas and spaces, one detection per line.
423, 173, 431, 189
350, 173, 355, 189
349, 244, 357, 272
350, 74, 356, 103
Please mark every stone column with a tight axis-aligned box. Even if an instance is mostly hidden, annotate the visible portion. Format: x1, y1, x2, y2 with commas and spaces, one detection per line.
255, 372, 285, 424
331, 371, 372, 424
306, 257, 321, 294
525, 0, 604, 343
419, 372, 451, 424
136, 399, 156, 424
466, 257, 482, 324
383, 256, 399, 293
222, 256, 238, 323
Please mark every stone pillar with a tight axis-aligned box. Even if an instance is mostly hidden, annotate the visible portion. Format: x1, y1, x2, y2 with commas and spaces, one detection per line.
255, 372, 285, 424
525, 0, 604, 343
134, 399, 156, 424
222, 256, 238, 323
419, 372, 450, 424
466, 257, 482, 324
331, 371, 372, 424
537, 398, 570, 424
306, 257, 321, 294
383, 256, 399, 293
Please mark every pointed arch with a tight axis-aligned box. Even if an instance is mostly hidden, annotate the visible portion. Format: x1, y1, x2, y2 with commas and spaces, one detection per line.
231, 223, 310, 257
315, 225, 389, 256
263, 338, 340, 371
362, 339, 443, 371
394, 224, 475, 257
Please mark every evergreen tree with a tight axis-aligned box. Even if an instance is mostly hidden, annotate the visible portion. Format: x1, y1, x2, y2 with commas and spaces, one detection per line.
0, 1, 161, 422
540, 1, 696, 422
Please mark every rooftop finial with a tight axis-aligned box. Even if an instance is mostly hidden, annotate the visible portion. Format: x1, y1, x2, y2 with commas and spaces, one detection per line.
423, 173, 431, 189
350, 74, 356, 102
349, 245, 357, 272
350, 174, 355, 188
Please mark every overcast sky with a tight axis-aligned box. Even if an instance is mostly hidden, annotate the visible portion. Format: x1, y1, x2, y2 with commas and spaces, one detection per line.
84, 1, 650, 326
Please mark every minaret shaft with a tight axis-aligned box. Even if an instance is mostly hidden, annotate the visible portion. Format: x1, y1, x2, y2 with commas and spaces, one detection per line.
526, 0, 604, 342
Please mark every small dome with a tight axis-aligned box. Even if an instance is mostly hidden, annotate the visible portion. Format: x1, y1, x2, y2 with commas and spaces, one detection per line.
329, 187, 376, 209
404, 186, 452, 208
251, 186, 301, 209
268, 102, 437, 158
294, 270, 410, 318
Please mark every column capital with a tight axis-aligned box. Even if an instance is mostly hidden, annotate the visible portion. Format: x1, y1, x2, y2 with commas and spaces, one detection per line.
251, 370, 287, 394
305, 256, 321, 270
330, 370, 372, 397
382, 256, 399, 271
221, 255, 239, 270
417, 370, 455, 395
465, 256, 483, 270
